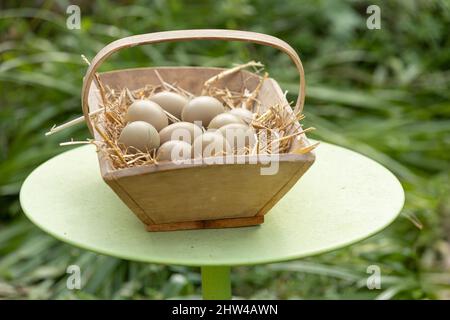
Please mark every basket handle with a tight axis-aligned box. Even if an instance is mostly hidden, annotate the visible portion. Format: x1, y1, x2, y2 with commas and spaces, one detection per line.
82, 29, 306, 134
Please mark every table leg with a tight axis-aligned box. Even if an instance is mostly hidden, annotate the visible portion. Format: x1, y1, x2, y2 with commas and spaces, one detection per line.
201, 266, 232, 300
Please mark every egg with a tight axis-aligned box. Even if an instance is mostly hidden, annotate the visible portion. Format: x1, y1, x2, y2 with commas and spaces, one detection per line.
208, 113, 243, 129
159, 122, 203, 145
118, 121, 160, 152
126, 100, 168, 131
149, 91, 188, 120
229, 108, 254, 124
181, 96, 224, 127
157, 140, 192, 162
218, 123, 256, 153
192, 131, 231, 158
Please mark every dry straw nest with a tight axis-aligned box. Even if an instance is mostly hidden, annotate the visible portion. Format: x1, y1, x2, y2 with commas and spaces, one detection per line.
58, 60, 317, 170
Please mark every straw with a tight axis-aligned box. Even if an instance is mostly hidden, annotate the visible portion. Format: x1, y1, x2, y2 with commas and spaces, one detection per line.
52, 61, 314, 170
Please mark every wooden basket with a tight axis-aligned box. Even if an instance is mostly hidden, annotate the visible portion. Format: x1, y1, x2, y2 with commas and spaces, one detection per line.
81, 29, 315, 232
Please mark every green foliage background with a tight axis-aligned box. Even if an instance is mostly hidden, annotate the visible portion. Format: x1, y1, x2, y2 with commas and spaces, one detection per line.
0, 0, 449, 299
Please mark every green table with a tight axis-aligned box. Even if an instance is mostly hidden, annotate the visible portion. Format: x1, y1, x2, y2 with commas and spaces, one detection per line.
20, 141, 404, 299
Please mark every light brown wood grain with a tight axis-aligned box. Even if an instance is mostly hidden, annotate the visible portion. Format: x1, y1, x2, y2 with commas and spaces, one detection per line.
146, 215, 264, 232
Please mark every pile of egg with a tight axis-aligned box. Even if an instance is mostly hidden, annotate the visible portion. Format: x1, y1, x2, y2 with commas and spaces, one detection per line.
118, 91, 255, 162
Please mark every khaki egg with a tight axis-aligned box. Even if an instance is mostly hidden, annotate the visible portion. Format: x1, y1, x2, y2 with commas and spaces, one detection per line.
159, 122, 203, 145
218, 123, 256, 153
192, 132, 231, 158
181, 96, 224, 127
149, 91, 188, 120
118, 121, 160, 152
126, 100, 168, 131
157, 140, 192, 162
229, 108, 254, 124
208, 113, 243, 129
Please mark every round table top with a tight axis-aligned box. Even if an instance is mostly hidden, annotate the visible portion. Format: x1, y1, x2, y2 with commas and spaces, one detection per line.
20, 142, 404, 266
